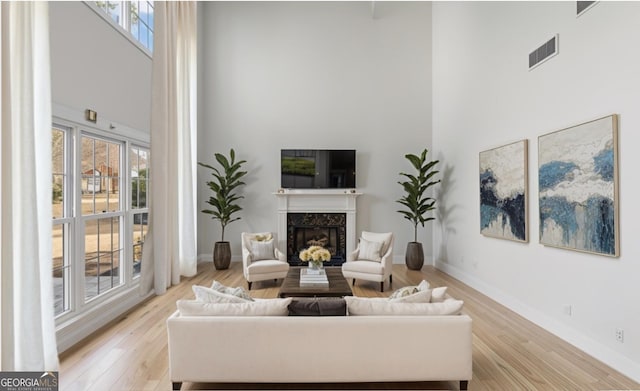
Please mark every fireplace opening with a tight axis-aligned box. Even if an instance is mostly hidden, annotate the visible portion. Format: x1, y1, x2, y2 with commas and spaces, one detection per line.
287, 213, 346, 266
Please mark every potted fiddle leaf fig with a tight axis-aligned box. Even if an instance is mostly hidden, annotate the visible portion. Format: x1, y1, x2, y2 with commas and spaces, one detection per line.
396, 148, 440, 270
199, 149, 247, 270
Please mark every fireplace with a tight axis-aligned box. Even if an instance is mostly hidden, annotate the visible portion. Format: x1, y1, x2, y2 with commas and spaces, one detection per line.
274, 189, 361, 265
287, 213, 346, 266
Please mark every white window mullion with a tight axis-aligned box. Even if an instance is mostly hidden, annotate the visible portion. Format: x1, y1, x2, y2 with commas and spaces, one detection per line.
73, 125, 86, 313
122, 1, 131, 34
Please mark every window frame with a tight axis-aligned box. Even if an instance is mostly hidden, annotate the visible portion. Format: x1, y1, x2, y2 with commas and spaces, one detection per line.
52, 114, 150, 325
129, 144, 150, 280
79, 131, 126, 303
52, 124, 75, 317
85, 1, 153, 58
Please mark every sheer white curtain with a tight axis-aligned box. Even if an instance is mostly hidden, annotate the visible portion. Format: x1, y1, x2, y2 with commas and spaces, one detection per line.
0, 2, 59, 371
141, 2, 198, 295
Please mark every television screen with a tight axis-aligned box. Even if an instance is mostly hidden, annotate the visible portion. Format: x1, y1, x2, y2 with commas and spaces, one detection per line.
281, 149, 356, 189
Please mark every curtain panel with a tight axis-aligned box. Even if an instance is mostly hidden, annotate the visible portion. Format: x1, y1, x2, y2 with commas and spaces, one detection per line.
0, 2, 59, 371
141, 2, 198, 295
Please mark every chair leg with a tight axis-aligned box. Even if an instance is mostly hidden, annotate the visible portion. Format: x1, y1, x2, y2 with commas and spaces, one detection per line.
172, 382, 182, 390
380, 281, 384, 292
460, 380, 468, 390
390, 274, 392, 284
352, 279, 356, 286
248, 281, 252, 290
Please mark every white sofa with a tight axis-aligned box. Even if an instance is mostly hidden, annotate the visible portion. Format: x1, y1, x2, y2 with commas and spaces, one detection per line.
167, 310, 473, 390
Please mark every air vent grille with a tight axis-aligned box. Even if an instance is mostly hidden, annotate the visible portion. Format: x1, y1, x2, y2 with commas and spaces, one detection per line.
529, 35, 558, 70
577, 1, 597, 16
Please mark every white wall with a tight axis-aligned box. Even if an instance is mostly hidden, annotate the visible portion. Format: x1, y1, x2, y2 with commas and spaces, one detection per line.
50, 2, 151, 132
198, 2, 433, 262
433, 1, 640, 381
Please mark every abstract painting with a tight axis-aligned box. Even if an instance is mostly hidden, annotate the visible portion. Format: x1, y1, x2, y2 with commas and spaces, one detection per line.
538, 115, 619, 257
479, 140, 528, 242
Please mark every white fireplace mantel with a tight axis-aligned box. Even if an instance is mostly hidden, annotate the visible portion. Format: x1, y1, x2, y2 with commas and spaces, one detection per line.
274, 189, 362, 257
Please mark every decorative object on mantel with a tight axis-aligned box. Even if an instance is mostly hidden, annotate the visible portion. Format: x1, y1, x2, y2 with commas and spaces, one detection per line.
198, 149, 247, 269
397, 148, 440, 270
299, 245, 331, 269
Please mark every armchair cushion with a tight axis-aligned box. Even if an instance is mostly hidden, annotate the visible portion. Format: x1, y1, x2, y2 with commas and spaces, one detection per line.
341, 260, 384, 275
361, 231, 393, 256
358, 238, 383, 262
246, 260, 289, 272
250, 238, 275, 261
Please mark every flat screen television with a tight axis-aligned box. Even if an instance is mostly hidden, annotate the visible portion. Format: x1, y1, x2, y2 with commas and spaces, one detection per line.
281, 149, 356, 189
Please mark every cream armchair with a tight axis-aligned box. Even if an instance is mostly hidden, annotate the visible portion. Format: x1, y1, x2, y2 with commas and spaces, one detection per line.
341, 231, 394, 292
241, 232, 290, 290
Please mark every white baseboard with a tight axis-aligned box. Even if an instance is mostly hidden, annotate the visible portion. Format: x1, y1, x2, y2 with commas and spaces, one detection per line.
435, 260, 640, 383
56, 286, 153, 353
197, 253, 242, 263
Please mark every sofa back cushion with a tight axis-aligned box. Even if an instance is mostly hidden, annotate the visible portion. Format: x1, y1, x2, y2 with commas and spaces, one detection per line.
177, 298, 292, 316
345, 296, 464, 316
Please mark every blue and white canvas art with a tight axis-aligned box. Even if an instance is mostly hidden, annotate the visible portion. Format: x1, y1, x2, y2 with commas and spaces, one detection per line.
479, 140, 528, 242
538, 115, 619, 257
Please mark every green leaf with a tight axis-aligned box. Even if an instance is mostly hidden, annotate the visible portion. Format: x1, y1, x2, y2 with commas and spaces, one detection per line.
198, 149, 248, 241
397, 148, 440, 239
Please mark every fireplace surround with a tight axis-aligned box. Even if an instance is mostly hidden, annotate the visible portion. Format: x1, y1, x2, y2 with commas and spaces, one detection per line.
287, 213, 346, 266
275, 189, 361, 265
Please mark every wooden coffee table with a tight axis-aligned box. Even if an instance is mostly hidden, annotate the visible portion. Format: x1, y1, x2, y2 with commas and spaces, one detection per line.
278, 267, 353, 298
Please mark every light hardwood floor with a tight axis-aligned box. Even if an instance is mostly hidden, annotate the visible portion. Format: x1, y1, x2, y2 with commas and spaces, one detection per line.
59, 262, 640, 391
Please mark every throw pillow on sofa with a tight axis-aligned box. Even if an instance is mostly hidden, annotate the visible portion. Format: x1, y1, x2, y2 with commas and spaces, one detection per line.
288, 297, 347, 316
177, 298, 293, 316
389, 285, 419, 299
210, 280, 253, 301
345, 296, 464, 316
431, 286, 448, 302
193, 285, 252, 303
389, 280, 431, 300
389, 289, 432, 303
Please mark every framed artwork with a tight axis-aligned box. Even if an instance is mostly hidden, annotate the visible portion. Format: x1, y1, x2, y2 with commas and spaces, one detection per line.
538, 114, 619, 257
479, 140, 528, 242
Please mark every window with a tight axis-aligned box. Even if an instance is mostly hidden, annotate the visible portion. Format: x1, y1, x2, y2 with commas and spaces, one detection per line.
81, 135, 124, 300
52, 121, 149, 320
130, 146, 149, 278
93, 1, 154, 53
52, 126, 72, 316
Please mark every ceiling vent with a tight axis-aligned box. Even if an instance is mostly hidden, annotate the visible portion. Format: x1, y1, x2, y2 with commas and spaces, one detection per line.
529, 34, 558, 71
577, 1, 597, 17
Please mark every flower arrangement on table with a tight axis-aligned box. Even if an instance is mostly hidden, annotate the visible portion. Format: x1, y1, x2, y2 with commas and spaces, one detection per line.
299, 246, 331, 269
